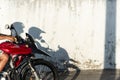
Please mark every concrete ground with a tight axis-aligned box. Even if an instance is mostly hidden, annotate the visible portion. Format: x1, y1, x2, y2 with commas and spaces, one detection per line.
58, 69, 120, 80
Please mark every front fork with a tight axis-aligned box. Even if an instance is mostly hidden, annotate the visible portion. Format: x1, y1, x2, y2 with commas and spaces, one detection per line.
28, 60, 40, 80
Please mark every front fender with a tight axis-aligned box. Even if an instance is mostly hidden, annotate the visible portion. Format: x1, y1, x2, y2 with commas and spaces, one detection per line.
32, 49, 51, 57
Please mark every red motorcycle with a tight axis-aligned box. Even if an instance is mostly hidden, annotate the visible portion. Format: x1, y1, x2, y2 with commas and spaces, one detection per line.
0, 24, 58, 80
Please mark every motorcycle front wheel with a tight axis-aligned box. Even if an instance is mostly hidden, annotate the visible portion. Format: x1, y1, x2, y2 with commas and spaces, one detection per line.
22, 59, 59, 80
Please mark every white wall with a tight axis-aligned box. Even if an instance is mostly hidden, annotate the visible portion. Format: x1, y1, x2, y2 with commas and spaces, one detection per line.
0, 0, 119, 70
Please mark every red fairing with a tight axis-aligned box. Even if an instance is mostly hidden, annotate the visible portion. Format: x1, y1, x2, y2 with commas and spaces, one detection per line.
0, 42, 31, 55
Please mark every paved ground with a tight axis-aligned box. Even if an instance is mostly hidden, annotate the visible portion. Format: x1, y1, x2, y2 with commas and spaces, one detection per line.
58, 69, 120, 80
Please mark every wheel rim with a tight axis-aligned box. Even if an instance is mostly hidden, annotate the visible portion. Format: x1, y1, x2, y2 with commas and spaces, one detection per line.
24, 64, 55, 80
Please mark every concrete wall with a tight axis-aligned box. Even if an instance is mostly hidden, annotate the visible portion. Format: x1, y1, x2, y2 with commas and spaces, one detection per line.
0, 0, 119, 70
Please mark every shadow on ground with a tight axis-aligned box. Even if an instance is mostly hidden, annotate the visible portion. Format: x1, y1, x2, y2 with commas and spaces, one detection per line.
59, 69, 120, 80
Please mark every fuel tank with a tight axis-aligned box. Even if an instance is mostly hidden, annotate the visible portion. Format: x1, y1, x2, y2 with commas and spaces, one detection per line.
0, 42, 31, 55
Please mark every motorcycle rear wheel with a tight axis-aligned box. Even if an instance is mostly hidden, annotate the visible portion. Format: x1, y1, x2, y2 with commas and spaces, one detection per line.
22, 59, 59, 80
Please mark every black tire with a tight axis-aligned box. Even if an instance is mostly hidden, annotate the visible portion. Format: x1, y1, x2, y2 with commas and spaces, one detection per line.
22, 59, 59, 80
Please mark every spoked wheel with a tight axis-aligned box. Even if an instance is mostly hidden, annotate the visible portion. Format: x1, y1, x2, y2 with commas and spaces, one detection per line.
22, 59, 58, 80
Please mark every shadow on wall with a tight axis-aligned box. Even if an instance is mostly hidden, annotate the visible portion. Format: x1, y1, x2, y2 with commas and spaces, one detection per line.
11, 22, 25, 36
9, 22, 80, 79
28, 26, 80, 80
100, 0, 116, 80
